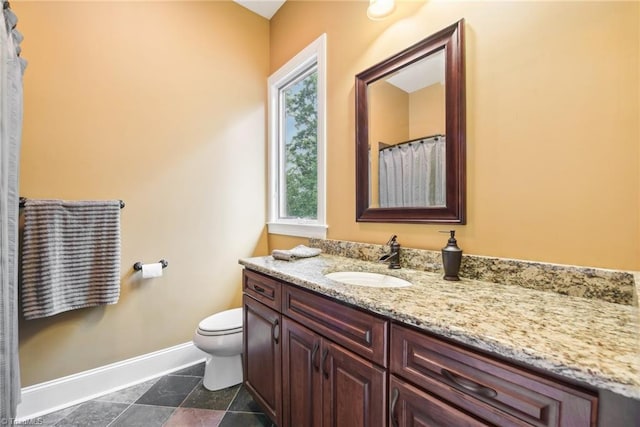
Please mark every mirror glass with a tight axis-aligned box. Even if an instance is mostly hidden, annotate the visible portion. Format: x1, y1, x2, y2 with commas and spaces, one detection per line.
356, 20, 466, 223
368, 50, 446, 209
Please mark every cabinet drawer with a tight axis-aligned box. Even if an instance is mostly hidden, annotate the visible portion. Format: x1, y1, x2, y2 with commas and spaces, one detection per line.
391, 324, 597, 427
243, 270, 282, 311
390, 375, 489, 427
283, 285, 388, 366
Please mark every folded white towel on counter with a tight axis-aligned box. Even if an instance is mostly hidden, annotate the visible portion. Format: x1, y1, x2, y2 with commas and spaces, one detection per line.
272, 245, 321, 261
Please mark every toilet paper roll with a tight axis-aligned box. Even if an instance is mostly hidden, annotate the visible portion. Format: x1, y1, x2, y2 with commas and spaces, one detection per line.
141, 262, 163, 278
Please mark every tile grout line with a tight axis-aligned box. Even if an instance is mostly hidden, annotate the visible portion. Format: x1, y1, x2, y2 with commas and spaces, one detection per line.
163, 367, 206, 424
49, 403, 82, 426
224, 385, 243, 412
103, 374, 169, 427
174, 376, 204, 410
104, 401, 136, 427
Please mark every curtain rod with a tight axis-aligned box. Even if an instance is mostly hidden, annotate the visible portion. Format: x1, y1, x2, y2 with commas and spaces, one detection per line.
378, 134, 445, 152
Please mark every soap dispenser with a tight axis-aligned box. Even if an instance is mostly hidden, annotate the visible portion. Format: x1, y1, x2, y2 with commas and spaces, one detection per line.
441, 230, 462, 281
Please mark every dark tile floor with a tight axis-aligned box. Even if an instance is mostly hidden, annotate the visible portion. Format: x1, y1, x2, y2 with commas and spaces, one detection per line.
30, 363, 274, 427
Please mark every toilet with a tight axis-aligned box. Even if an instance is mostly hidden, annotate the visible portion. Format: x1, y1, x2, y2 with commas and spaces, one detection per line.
192, 307, 243, 391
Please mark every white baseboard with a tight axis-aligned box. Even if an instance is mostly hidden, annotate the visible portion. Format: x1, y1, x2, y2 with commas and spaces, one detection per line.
15, 342, 206, 421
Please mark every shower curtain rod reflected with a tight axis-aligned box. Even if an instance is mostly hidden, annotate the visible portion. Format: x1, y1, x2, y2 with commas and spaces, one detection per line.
19, 197, 125, 209
378, 134, 445, 152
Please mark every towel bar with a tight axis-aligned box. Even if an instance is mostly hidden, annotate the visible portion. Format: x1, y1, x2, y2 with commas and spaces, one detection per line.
133, 260, 168, 271
18, 197, 125, 209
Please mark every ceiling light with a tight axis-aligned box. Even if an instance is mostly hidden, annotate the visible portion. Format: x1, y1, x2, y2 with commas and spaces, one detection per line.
367, 0, 396, 20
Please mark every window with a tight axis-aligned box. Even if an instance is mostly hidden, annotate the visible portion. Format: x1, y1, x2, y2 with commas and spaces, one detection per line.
268, 34, 327, 238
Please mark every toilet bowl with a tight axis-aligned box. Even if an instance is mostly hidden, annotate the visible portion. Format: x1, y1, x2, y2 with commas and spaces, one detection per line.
192, 307, 243, 391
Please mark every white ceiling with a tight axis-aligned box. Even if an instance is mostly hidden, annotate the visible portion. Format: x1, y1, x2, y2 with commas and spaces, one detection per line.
386, 50, 445, 93
234, 0, 286, 19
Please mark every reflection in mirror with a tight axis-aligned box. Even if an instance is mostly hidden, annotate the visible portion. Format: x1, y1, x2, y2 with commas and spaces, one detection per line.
368, 51, 446, 208
356, 19, 466, 223
374, 135, 446, 208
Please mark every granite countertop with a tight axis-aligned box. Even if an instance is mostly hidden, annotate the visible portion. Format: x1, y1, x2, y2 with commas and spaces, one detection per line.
239, 253, 640, 400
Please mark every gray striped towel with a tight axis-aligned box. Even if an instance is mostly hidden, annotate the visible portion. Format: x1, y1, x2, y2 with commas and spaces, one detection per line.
21, 199, 121, 320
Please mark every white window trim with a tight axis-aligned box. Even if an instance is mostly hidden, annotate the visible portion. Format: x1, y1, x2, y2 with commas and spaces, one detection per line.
267, 34, 327, 239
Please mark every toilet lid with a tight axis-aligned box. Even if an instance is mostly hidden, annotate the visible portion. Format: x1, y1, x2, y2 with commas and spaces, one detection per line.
198, 307, 243, 333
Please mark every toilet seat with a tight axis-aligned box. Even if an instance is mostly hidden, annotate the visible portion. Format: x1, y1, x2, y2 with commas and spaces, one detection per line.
197, 307, 243, 336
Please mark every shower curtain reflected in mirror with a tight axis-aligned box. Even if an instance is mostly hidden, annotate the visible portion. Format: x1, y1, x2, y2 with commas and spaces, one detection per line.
378, 136, 446, 208
1, 0, 26, 420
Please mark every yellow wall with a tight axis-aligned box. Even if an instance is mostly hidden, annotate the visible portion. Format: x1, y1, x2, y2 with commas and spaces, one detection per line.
410, 83, 445, 138
369, 80, 410, 145
269, 0, 640, 271
16, 1, 269, 386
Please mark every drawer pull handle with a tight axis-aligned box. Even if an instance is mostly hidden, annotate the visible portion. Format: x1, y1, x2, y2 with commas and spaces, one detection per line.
272, 319, 280, 344
441, 368, 498, 398
321, 348, 329, 379
390, 387, 399, 427
253, 284, 266, 294
312, 342, 320, 371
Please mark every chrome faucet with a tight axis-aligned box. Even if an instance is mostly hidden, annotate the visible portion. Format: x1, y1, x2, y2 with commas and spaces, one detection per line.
379, 235, 401, 269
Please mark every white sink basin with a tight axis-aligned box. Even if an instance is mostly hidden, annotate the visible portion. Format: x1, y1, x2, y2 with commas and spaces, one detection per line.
324, 271, 412, 288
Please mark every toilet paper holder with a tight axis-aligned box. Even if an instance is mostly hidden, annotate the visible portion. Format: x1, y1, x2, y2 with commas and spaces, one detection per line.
133, 259, 168, 271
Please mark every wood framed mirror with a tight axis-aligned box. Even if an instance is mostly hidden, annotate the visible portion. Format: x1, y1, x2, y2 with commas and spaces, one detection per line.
355, 19, 466, 223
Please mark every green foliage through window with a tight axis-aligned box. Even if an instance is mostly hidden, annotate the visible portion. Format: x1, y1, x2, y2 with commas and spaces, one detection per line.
282, 70, 318, 219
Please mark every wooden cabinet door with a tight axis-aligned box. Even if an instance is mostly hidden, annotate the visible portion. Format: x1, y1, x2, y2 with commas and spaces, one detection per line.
282, 318, 323, 427
389, 376, 489, 427
243, 294, 282, 427
322, 340, 386, 427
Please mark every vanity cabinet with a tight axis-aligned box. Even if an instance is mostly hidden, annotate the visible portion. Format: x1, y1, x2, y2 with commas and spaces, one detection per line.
390, 323, 598, 427
243, 268, 598, 427
243, 271, 283, 426
243, 269, 387, 427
